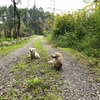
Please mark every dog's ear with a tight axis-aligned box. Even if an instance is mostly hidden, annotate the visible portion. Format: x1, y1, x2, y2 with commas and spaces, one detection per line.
29, 48, 36, 51
29, 48, 32, 51
55, 52, 61, 57
32, 48, 36, 51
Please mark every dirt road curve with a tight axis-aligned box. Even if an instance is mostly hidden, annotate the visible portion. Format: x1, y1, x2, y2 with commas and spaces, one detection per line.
0, 36, 100, 100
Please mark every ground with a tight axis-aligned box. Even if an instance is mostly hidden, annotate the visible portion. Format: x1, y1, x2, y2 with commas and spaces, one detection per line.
0, 36, 100, 100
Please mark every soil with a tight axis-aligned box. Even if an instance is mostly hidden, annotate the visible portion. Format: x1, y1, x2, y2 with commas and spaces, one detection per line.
0, 36, 100, 100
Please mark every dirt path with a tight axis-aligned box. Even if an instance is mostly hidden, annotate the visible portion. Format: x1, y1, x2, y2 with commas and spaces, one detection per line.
0, 36, 100, 100
40, 37, 100, 100
0, 36, 39, 96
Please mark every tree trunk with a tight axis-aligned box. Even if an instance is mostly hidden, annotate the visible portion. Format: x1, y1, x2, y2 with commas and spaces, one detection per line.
0, 33, 1, 38
4, 29, 7, 39
7, 30, 12, 38
12, 0, 21, 38
17, 14, 20, 37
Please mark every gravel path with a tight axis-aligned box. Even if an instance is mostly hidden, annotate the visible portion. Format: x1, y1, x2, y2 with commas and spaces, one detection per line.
40, 36, 100, 100
0, 36, 100, 100
0, 36, 39, 96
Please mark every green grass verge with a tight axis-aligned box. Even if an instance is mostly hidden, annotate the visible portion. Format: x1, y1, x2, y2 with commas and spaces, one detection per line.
58, 47, 100, 82
0, 35, 37, 59
0, 39, 63, 100
44, 36, 100, 82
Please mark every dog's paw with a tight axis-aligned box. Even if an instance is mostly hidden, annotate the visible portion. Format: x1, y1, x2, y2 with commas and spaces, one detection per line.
48, 60, 53, 64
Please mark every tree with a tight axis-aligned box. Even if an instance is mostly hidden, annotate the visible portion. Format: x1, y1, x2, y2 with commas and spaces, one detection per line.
43, 12, 55, 36
29, 6, 46, 35
6, 5, 14, 38
21, 8, 28, 27
1, 6, 8, 38
83, 0, 100, 6
0, 7, 3, 37
11, 0, 21, 38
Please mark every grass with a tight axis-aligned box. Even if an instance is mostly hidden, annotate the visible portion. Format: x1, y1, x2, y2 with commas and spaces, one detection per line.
0, 39, 63, 100
0, 35, 37, 59
45, 36, 100, 82
58, 47, 100, 82
58, 47, 89, 63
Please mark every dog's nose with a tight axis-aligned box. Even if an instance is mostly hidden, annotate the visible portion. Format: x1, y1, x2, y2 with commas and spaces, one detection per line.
51, 56, 57, 58
51, 55, 54, 58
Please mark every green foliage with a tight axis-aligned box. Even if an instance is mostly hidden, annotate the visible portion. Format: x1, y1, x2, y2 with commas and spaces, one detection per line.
44, 93, 61, 100
20, 93, 32, 100
26, 77, 42, 88
0, 4, 53, 39
47, 2, 100, 59
0, 38, 13, 43
43, 13, 55, 37
45, 2, 100, 78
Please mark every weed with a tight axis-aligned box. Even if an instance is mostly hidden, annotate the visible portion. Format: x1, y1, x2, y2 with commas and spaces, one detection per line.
44, 93, 62, 100
20, 93, 32, 100
13, 79, 19, 86
26, 77, 42, 88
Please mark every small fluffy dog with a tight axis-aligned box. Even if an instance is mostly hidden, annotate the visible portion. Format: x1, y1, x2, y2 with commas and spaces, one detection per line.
29, 47, 40, 60
48, 52, 63, 70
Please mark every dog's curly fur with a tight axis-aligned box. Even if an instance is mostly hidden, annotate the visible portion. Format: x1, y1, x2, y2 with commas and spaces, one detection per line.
48, 52, 63, 70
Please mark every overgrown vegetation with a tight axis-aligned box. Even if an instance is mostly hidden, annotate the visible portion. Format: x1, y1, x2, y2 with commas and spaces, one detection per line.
0, 39, 63, 99
0, 35, 36, 58
44, 2, 100, 80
